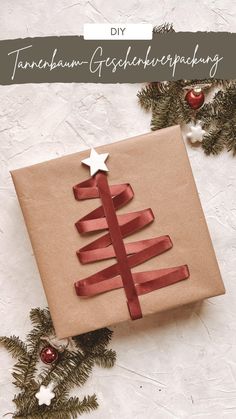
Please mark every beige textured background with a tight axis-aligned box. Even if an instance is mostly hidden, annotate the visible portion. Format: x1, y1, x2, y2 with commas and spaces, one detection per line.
0, 1, 236, 418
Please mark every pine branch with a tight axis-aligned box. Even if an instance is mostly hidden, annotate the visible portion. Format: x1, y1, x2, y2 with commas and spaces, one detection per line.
13, 395, 98, 419
12, 353, 37, 390
13, 387, 38, 412
137, 83, 163, 111
0, 336, 28, 359
39, 329, 116, 398
1, 307, 116, 417
138, 22, 236, 156
30, 307, 53, 330
52, 352, 94, 397
52, 395, 98, 418
151, 96, 173, 129
138, 77, 236, 155
202, 128, 225, 155
27, 308, 54, 353
225, 124, 236, 155
175, 95, 192, 125
153, 23, 175, 33
94, 348, 116, 368
73, 328, 114, 353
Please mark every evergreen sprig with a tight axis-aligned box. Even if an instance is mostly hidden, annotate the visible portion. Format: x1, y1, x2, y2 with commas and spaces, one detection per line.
153, 23, 174, 33
0, 336, 28, 358
138, 79, 236, 156
0, 308, 116, 418
138, 24, 236, 156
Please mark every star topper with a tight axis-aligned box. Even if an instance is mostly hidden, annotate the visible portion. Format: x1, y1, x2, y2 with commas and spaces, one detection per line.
81, 148, 109, 176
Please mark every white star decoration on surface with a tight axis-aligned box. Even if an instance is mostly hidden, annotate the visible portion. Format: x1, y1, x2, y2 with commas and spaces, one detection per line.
82, 148, 109, 176
35, 384, 55, 406
186, 122, 206, 144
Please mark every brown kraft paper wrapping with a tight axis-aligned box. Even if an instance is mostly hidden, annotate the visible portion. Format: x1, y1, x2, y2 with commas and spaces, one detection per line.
11, 125, 225, 338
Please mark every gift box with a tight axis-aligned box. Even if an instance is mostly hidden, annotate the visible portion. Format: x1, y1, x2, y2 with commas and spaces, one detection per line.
11, 125, 225, 338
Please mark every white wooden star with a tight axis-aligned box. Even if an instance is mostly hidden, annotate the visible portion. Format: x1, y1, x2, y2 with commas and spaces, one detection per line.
35, 384, 55, 406
81, 148, 109, 176
186, 123, 206, 144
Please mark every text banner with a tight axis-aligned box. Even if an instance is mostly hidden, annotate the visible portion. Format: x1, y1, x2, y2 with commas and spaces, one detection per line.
0, 32, 235, 84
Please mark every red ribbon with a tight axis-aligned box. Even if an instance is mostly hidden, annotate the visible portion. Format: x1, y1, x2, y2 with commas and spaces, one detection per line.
73, 173, 189, 320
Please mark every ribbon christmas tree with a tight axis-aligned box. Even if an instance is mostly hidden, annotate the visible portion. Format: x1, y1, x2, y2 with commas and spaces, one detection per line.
73, 148, 189, 320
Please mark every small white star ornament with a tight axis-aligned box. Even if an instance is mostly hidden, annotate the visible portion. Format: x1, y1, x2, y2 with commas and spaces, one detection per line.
35, 383, 55, 406
82, 148, 109, 176
186, 122, 206, 144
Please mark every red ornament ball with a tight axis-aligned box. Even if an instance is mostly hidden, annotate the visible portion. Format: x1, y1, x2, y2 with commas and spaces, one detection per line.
40, 346, 58, 364
185, 87, 205, 110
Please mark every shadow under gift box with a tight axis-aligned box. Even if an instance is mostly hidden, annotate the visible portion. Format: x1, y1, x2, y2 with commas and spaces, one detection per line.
10, 125, 225, 339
